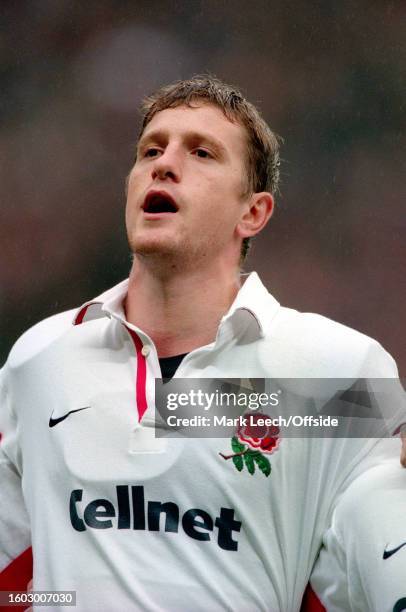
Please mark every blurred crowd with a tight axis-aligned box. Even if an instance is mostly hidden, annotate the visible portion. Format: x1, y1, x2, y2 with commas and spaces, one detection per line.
1, 0, 405, 373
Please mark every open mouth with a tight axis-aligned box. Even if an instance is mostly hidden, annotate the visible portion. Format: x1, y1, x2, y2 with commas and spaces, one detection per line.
143, 192, 178, 214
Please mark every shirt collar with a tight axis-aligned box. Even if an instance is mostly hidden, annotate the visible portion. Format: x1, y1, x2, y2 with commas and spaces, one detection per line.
222, 272, 280, 337
73, 272, 280, 337
73, 279, 129, 325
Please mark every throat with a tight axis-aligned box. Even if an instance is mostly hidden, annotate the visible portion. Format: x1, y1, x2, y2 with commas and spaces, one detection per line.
125, 262, 241, 354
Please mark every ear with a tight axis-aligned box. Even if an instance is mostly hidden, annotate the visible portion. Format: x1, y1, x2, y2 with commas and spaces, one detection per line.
236, 192, 274, 239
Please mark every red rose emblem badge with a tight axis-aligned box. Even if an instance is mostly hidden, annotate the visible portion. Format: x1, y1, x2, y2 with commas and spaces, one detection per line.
237, 412, 280, 454
220, 412, 280, 477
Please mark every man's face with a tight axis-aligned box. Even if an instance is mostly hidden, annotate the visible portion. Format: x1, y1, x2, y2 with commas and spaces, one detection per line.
126, 103, 253, 266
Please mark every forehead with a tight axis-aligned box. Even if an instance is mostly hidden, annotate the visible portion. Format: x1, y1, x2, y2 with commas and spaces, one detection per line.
140, 103, 248, 155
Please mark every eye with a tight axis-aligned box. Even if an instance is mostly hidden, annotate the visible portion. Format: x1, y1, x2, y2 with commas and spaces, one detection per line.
144, 147, 161, 158
193, 148, 212, 159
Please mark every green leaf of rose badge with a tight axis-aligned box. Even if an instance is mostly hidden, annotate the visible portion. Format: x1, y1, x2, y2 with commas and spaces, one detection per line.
220, 412, 280, 477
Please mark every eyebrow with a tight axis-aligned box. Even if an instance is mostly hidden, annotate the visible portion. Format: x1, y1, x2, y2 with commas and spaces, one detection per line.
137, 129, 228, 157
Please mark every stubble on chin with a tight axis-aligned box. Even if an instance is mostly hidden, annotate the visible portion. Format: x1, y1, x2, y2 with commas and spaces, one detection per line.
126, 230, 183, 268
128, 237, 214, 274
128, 232, 176, 257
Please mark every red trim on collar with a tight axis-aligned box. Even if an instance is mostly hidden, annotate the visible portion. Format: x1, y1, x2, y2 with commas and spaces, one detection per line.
74, 303, 95, 325
126, 327, 148, 422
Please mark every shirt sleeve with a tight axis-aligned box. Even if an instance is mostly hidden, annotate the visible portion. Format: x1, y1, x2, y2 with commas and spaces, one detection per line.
322, 339, 406, 497
0, 365, 32, 589
310, 459, 406, 612
305, 341, 406, 612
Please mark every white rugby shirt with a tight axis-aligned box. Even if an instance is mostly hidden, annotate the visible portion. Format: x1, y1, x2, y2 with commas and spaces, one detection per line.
0, 272, 404, 612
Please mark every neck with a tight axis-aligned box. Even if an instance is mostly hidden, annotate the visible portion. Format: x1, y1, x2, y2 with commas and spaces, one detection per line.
125, 256, 241, 357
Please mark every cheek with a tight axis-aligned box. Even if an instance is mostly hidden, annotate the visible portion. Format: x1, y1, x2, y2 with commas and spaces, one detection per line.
219, 170, 246, 203
127, 169, 139, 194
126, 172, 142, 208
125, 186, 139, 228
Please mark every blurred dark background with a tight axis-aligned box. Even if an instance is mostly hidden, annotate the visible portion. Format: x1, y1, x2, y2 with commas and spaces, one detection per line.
1, 0, 405, 373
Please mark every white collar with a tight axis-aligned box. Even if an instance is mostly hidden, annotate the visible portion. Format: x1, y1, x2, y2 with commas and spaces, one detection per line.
73, 272, 280, 338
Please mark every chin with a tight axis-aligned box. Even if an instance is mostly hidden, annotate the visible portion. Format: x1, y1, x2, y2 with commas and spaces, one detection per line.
128, 235, 180, 258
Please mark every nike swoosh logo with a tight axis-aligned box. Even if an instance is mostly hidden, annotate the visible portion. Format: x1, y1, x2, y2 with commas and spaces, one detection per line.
383, 541, 406, 559
49, 406, 91, 428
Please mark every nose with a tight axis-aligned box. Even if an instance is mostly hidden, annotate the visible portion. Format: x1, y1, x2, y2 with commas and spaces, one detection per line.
151, 146, 181, 182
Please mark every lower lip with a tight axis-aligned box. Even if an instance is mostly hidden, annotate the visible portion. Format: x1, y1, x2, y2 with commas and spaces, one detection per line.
142, 212, 178, 219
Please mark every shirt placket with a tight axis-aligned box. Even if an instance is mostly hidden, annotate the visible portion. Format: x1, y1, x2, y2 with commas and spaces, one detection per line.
123, 323, 160, 426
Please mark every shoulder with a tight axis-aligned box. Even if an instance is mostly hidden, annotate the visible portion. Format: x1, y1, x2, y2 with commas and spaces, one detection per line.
334, 457, 406, 529
265, 306, 398, 377
6, 308, 78, 370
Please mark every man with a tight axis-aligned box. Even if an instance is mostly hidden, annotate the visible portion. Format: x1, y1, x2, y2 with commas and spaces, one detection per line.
0, 75, 404, 611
